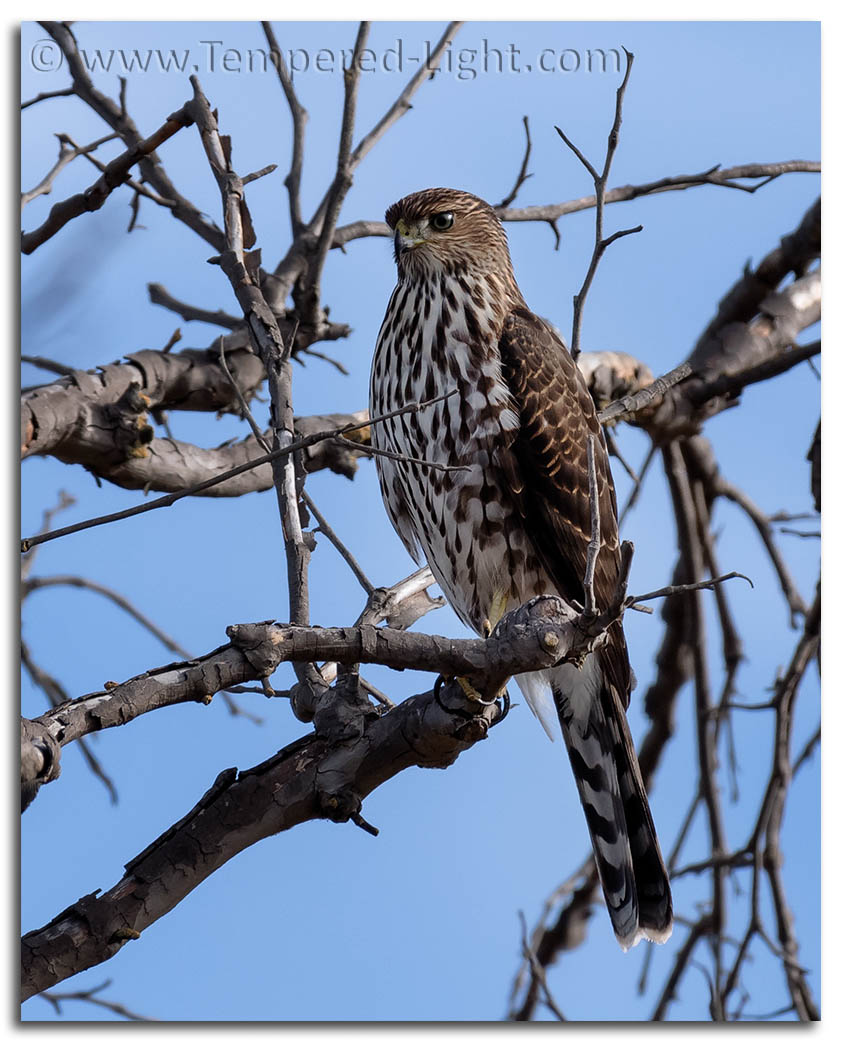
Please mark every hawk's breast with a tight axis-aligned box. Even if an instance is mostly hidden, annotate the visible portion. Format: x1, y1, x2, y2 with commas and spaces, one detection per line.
370, 273, 554, 632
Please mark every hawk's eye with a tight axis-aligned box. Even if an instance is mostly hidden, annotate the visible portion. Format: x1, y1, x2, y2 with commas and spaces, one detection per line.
430, 211, 454, 231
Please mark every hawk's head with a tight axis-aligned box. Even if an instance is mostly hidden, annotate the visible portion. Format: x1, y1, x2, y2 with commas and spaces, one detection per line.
385, 188, 514, 281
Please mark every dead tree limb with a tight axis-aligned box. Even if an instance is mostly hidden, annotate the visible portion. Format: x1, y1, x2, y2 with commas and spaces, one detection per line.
21, 102, 195, 254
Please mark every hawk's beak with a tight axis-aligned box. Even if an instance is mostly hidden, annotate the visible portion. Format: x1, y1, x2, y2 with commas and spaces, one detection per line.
394, 218, 424, 254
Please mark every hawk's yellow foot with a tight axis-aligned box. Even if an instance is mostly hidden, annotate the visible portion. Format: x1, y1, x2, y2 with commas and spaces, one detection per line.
456, 675, 501, 707
482, 591, 509, 637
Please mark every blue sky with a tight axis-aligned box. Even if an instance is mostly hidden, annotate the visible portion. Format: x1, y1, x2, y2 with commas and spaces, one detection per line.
20, 20, 820, 1022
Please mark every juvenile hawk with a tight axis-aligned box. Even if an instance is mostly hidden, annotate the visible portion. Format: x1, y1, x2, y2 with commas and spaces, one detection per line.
369, 187, 672, 949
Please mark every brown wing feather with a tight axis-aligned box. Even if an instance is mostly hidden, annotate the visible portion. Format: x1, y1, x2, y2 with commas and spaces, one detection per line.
497, 306, 632, 706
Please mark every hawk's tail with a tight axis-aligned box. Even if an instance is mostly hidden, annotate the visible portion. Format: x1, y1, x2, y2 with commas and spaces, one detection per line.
551, 658, 673, 950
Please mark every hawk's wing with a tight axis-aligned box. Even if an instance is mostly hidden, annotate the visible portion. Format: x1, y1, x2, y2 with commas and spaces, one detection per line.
497, 306, 632, 706
372, 450, 423, 566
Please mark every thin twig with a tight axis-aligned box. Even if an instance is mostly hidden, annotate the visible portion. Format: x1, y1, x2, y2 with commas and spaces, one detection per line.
38, 22, 226, 251
62, 132, 176, 210
20, 491, 76, 582
21, 87, 75, 109
627, 571, 752, 608
497, 116, 533, 208
21, 102, 195, 254
302, 489, 375, 596
261, 21, 308, 236
21, 132, 118, 209
497, 161, 820, 225
297, 23, 370, 326
618, 441, 657, 525
713, 476, 807, 626
271, 21, 462, 300
39, 979, 154, 1022
582, 435, 601, 613
556, 47, 637, 359
349, 22, 463, 172
217, 337, 270, 448
518, 911, 566, 1021
148, 283, 240, 329
351, 439, 469, 474
599, 362, 692, 425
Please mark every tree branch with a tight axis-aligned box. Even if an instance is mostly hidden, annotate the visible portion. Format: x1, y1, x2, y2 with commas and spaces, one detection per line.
21, 102, 195, 254
556, 46, 637, 360
38, 21, 226, 250
21, 132, 118, 210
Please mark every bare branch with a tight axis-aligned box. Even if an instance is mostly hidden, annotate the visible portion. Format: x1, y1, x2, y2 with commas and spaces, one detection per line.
301, 489, 375, 596
518, 911, 566, 1020
496, 161, 820, 225
21, 666, 499, 998
296, 23, 371, 327
21, 132, 118, 209
21, 642, 117, 804
261, 21, 308, 235
329, 161, 819, 253
599, 263, 820, 433
23, 575, 192, 660
708, 474, 808, 625
627, 571, 752, 609
21, 86, 75, 109
269, 21, 462, 307
556, 47, 637, 359
62, 132, 175, 211
349, 22, 463, 171
497, 116, 533, 208
598, 362, 692, 425
695, 198, 820, 346
20, 490, 76, 581
147, 283, 240, 329
582, 435, 601, 614
39, 979, 153, 1021
21, 102, 194, 254
20, 392, 408, 551
38, 21, 226, 250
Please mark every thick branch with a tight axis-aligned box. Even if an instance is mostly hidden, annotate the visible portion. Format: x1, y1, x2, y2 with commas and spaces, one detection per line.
21, 594, 614, 997
600, 264, 820, 435
695, 198, 820, 346
22, 596, 587, 758
21, 345, 267, 460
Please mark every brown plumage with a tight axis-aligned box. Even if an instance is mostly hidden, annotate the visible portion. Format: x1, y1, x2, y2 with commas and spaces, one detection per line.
369, 187, 672, 949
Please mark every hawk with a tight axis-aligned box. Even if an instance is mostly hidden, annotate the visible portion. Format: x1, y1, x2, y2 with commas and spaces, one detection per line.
369, 187, 672, 949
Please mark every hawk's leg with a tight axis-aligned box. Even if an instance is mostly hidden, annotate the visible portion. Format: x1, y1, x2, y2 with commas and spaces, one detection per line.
482, 590, 510, 637
455, 675, 499, 705
433, 674, 506, 712
449, 591, 512, 706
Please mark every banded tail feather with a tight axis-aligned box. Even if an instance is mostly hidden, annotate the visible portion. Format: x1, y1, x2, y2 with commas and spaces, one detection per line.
552, 657, 673, 950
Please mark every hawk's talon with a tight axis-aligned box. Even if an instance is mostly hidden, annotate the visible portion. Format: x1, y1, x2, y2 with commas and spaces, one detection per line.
433, 673, 448, 712
489, 688, 511, 728
456, 675, 499, 706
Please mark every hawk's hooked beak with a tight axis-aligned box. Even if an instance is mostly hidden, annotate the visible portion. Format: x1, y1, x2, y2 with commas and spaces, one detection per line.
394, 218, 425, 255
